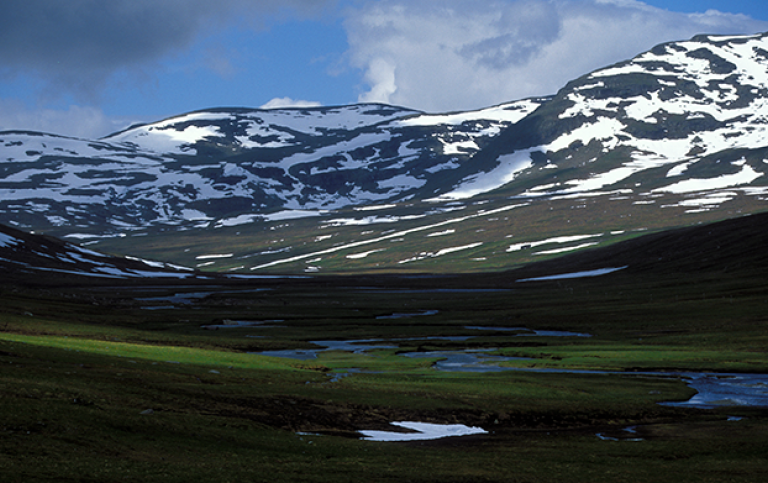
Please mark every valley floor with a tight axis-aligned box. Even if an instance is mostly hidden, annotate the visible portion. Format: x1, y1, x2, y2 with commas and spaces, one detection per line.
2, 243, 768, 482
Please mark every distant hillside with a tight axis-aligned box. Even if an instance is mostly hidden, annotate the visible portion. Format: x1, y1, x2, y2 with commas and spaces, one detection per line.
0, 223, 195, 284
2, 32, 768, 273
3, 210, 767, 290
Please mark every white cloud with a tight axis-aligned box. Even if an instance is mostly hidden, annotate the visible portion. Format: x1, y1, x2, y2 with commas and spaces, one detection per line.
260, 97, 323, 109
358, 58, 398, 104
344, 0, 768, 112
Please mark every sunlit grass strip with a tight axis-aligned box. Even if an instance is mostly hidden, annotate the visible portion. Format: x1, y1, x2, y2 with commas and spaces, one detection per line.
0, 332, 297, 371
311, 349, 440, 373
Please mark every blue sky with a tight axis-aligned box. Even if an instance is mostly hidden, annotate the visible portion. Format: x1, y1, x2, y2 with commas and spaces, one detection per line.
1, 0, 768, 138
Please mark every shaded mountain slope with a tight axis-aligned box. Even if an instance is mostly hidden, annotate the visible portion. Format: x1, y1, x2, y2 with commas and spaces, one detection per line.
502, 210, 768, 283
0, 223, 195, 284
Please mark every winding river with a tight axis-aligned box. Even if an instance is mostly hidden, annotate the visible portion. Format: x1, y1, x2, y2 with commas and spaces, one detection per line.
258, 333, 768, 410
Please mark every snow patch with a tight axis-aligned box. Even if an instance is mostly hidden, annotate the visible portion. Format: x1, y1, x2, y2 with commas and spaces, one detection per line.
517, 266, 628, 282
346, 249, 386, 259
360, 422, 487, 442
216, 210, 327, 227
196, 253, 234, 260
533, 242, 599, 255
354, 204, 397, 211
398, 242, 483, 264
654, 164, 763, 194
427, 229, 455, 237
507, 234, 603, 252
0, 233, 20, 248
430, 150, 534, 201
323, 214, 425, 227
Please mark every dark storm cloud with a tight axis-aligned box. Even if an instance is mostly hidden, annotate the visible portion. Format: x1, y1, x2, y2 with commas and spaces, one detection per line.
0, 0, 335, 100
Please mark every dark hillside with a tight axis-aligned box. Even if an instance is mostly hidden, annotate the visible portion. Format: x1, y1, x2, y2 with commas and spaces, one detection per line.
502, 211, 768, 283
0, 223, 195, 285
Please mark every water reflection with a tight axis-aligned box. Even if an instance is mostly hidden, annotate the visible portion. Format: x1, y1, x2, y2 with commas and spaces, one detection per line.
596, 426, 643, 442
466, 326, 592, 337
138, 288, 271, 310
404, 350, 533, 372
260, 339, 398, 360
255, 334, 768, 409
377, 310, 439, 319
259, 349, 320, 361
661, 373, 768, 409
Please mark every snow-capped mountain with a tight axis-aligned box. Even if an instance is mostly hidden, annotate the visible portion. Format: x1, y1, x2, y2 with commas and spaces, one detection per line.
0, 100, 544, 231
474, 32, 768, 200
2, 32, 768, 273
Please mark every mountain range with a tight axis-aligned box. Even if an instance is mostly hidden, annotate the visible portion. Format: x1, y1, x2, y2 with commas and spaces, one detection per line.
2, 32, 768, 274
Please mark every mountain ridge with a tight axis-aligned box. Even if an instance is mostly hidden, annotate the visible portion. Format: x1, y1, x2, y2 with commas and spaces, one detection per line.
2, 31, 768, 273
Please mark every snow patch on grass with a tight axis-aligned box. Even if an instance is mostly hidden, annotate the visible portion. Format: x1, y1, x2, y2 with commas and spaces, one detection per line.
533, 242, 599, 255
398, 243, 483, 264
517, 266, 628, 282
507, 234, 603, 252
360, 422, 487, 442
653, 163, 763, 194
196, 253, 234, 260
346, 249, 386, 259
427, 229, 455, 237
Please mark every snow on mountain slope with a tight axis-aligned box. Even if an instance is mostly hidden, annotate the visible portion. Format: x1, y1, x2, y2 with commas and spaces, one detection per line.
391, 100, 544, 157
0, 99, 546, 232
0, 223, 194, 279
477, 32, 768, 200
105, 104, 423, 154
392, 100, 543, 127
2, 32, 768, 275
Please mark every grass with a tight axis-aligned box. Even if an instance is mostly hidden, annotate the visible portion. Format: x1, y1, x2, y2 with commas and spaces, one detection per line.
3, 213, 768, 481
88, 187, 768, 276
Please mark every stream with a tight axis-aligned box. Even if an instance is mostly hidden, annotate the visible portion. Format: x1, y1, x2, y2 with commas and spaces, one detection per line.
258, 332, 768, 410
258, 331, 768, 443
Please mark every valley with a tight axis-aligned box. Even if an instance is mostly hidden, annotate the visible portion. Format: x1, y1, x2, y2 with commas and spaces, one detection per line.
2, 30, 768, 482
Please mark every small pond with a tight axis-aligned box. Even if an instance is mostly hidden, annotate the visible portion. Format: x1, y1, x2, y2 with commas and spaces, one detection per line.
138, 288, 271, 309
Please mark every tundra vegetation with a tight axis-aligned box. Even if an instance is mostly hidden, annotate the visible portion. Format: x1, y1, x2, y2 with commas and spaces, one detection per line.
2, 213, 768, 482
